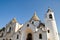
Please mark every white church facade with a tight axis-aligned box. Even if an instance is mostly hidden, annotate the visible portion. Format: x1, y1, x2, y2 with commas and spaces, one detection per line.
0, 8, 59, 40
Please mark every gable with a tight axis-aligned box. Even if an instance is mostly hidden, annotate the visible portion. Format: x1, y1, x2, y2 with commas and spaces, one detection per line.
21, 22, 36, 32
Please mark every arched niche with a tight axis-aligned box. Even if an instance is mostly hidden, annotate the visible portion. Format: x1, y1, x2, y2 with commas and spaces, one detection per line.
23, 28, 34, 40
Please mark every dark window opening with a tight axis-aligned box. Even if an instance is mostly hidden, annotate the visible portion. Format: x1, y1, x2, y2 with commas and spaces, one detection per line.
9, 27, 11, 32
10, 39, 11, 40
27, 33, 32, 40
48, 30, 50, 33
17, 35, 19, 39
3, 39, 5, 40
27, 24, 29, 27
49, 14, 52, 19
39, 34, 42, 39
32, 21, 34, 24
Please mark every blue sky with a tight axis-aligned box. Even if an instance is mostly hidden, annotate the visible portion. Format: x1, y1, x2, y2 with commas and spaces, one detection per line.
0, 0, 60, 33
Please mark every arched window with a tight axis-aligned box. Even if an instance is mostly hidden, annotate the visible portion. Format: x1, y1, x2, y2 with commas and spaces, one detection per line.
27, 33, 32, 40
9, 27, 11, 32
27, 24, 29, 27
39, 34, 42, 39
10, 39, 11, 40
17, 34, 19, 39
48, 30, 50, 33
49, 14, 52, 19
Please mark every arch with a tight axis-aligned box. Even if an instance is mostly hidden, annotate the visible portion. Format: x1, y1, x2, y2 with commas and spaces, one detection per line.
24, 28, 33, 40
39, 33, 42, 39
17, 34, 19, 39
26, 33, 32, 40
21, 28, 34, 40
10, 39, 11, 40
49, 14, 52, 19
48, 30, 50, 33
9, 27, 11, 32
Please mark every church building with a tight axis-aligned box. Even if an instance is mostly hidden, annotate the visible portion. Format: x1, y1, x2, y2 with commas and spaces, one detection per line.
0, 8, 59, 40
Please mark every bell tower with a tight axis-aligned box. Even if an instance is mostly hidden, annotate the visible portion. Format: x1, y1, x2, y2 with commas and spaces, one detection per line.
45, 8, 59, 40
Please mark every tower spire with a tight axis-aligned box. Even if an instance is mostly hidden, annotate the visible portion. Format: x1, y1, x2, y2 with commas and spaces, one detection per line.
45, 8, 59, 40
11, 17, 17, 23
34, 11, 36, 16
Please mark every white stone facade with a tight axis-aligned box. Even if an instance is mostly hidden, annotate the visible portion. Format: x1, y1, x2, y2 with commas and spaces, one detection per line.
0, 8, 59, 40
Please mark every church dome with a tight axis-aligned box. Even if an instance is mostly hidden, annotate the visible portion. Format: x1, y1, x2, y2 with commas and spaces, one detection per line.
30, 11, 40, 21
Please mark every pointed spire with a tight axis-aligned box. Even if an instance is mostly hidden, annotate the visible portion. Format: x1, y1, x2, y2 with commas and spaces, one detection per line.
34, 11, 36, 16
11, 18, 17, 23
47, 7, 53, 13
30, 11, 40, 21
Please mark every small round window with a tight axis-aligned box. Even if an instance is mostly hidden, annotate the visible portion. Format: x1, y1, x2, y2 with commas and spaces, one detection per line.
32, 21, 34, 24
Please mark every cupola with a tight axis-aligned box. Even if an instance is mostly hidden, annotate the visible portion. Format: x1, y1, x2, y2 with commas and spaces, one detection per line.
30, 11, 40, 21
29, 11, 40, 27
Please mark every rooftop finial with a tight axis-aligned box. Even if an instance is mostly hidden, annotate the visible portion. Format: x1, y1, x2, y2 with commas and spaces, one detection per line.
30, 11, 40, 21
12, 17, 17, 23
34, 11, 36, 15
